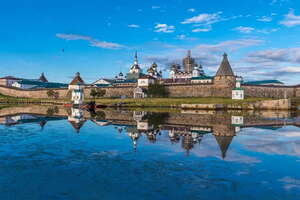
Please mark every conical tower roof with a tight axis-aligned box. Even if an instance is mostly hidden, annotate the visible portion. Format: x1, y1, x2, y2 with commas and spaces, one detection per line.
70, 72, 85, 85
39, 72, 48, 82
69, 120, 86, 133
216, 53, 234, 76
214, 135, 233, 159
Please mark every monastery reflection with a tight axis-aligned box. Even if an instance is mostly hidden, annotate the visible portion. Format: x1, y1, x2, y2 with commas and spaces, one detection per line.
0, 105, 299, 159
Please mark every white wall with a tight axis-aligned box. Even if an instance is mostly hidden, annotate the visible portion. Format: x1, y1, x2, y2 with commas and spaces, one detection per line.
12, 82, 36, 89
232, 90, 244, 100
138, 78, 155, 87
191, 79, 212, 84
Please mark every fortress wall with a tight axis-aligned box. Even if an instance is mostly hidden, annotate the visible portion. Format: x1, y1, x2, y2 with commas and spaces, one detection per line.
295, 87, 300, 97
0, 86, 69, 98
84, 87, 134, 98
1, 84, 300, 100
165, 84, 233, 97
0, 85, 134, 99
242, 85, 296, 98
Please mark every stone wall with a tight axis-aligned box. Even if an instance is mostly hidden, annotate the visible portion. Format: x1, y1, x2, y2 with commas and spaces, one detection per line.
242, 85, 296, 98
0, 86, 69, 98
1, 83, 300, 100
0, 85, 134, 99
84, 86, 134, 98
165, 84, 232, 97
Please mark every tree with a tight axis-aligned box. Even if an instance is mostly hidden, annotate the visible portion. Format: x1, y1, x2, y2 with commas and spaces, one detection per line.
53, 91, 59, 99
47, 90, 59, 99
47, 90, 55, 98
96, 89, 106, 98
147, 83, 168, 98
90, 89, 98, 99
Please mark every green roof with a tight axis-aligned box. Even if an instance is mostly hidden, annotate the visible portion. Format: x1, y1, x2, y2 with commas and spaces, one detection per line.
244, 80, 284, 85
95, 84, 111, 87
191, 130, 211, 134
126, 72, 144, 80
233, 87, 244, 90
191, 75, 213, 80
16, 79, 68, 88
114, 79, 137, 83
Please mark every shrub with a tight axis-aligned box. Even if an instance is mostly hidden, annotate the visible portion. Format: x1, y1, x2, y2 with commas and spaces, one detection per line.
147, 83, 168, 98
47, 90, 55, 98
96, 89, 106, 98
90, 89, 98, 99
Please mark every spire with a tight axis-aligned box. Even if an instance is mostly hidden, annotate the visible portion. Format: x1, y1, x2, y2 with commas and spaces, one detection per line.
187, 50, 191, 57
216, 53, 234, 76
134, 51, 138, 65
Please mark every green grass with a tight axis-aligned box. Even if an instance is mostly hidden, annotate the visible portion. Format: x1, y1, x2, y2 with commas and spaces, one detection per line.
0, 92, 271, 108
87, 97, 270, 107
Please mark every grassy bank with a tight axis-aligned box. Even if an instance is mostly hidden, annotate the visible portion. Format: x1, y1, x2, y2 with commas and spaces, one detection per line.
87, 97, 270, 107
0, 94, 68, 105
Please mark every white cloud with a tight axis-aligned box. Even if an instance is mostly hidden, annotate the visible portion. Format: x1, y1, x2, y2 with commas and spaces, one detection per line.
247, 48, 300, 64
233, 26, 255, 33
176, 34, 186, 40
280, 9, 300, 27
257, 16, 273, 22
128, 24, 140, 28
195, 39, 263, 53
181, 12, 222, 25
56, 33, 123, 49
152, 6, 160, 9
280, 177, 300, 191
257, 28, 279, 34
154, 24, 175, 33
192, 27, 212, 32
175, 34, 197, 41
187, 8, 196, 12
56, 33, 91, 41
90, 41, 123, 49
143, 39, 263, 72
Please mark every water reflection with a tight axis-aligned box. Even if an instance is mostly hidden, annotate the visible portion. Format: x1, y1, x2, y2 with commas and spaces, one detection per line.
0, 105, 300, 199
0, 105, 299, 159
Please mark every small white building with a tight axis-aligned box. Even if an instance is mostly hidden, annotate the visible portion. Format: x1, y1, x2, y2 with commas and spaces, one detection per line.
231, 116, 244, 126
68, 107, 86, 133
231, 116, 244, 133
71, 89, 84, 105
137, 75, 156, 87
137, 121, 154, 131
0, 76, 22, 87
232, 76, 244, 100
133, 87, 147, 98
69, 72, 85, 105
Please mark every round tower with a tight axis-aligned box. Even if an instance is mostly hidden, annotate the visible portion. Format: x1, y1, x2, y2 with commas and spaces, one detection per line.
214, 53, 236, 88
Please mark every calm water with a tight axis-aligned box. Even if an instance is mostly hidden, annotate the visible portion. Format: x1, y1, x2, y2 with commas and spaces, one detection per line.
0, 106, 299, 200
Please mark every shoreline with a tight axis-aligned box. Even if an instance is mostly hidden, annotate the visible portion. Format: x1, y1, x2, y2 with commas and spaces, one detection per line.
0, 97, 298, 110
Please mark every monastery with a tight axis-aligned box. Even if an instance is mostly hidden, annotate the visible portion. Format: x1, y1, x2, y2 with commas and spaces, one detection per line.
0, 51, 299, 102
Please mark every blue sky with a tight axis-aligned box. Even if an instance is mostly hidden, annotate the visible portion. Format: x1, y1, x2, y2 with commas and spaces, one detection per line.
1, 0, 300, 84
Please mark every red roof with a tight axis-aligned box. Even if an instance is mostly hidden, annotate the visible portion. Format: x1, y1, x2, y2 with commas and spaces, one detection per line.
70, 72, 85, 85
39, 73, 48, 82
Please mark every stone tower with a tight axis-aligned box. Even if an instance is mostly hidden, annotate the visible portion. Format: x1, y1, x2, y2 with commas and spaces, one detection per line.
183, 50, 196, 73
214, 53, 236, 88
69, 72, 85, 105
